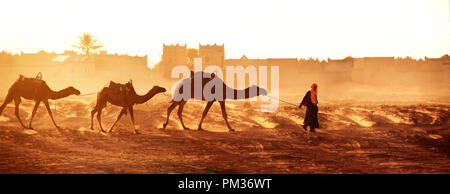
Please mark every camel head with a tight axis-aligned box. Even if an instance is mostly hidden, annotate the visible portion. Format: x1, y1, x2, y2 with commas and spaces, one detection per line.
250, 85, 268, 96
152, 85, 167, 93
67, 86, 81, 96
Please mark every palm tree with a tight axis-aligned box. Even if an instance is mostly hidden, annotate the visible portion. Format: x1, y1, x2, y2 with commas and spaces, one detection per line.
73, 33, 103, 56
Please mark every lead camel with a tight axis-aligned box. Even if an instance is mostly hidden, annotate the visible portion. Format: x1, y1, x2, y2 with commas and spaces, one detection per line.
163, 72, 267, 131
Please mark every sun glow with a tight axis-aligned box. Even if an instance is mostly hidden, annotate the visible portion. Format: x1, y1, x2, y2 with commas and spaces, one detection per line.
0, 0, 449, 68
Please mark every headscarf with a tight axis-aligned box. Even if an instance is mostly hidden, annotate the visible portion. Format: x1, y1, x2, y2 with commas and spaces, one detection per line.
310, 83, 318, 104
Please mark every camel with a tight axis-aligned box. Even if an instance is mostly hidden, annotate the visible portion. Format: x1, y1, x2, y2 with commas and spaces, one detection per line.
0, 75, 80, 129
90, 81, 166, 134
163, 71, 267, 131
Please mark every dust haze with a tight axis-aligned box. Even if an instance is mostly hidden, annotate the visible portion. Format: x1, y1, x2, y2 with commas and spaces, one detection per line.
0, 50, 449, 173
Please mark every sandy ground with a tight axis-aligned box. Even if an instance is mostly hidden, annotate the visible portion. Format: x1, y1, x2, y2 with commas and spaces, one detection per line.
0, 95, 449, 174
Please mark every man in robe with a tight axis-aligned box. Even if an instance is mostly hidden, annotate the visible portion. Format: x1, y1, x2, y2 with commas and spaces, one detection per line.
299, 83, 319, 132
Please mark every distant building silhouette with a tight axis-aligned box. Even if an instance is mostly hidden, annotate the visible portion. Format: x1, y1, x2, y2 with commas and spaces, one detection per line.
161, 43, 224, 77
0, 51, 149, 82
199, 44, 224, 69
225, 55, 267, 67
157, 43, 450, 86
162, 44, 188, 76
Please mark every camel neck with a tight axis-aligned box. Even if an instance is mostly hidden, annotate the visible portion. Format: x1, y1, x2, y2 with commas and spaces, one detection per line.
225, 87, 260, 100
49, 88, 73, 100
135, 88, 160, 104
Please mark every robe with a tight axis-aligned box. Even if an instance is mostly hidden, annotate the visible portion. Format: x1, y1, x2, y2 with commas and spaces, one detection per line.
300, 90, 319, 130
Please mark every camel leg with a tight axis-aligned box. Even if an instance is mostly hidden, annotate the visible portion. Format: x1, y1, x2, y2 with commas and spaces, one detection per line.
219, 101, 235, 132
90, 107, 97, 130
128, 106, 139, 134
92, 90, 107, 130
43, 100, 60, 129
163, 101, 179, 129
97, 107, 106, 133
28, 101, 41, 129
109, 107, 127, 133
13, 97, 26, 128
177, 101, 189, 130
198, 101, 214, 131
0, 92, 13, 116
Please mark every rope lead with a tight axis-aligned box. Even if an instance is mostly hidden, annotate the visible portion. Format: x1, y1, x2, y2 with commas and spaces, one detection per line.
264, 94, 298, 107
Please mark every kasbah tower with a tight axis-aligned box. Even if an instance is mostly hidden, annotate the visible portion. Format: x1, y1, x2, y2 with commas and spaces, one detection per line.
161, 43, 224, 78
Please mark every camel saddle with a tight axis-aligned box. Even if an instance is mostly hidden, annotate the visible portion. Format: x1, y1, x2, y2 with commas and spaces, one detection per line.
108, 80, 133, 94
18, 73, 45, 95
18, 72, 44, 85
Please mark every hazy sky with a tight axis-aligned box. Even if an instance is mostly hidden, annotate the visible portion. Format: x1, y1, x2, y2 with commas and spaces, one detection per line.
0, 0, 449, 67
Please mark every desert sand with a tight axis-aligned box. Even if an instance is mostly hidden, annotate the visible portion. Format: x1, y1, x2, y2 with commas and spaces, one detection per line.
0, 93, 449, 173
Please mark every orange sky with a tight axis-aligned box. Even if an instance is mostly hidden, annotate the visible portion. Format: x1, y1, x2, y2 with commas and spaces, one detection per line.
0, 0, 449, 67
